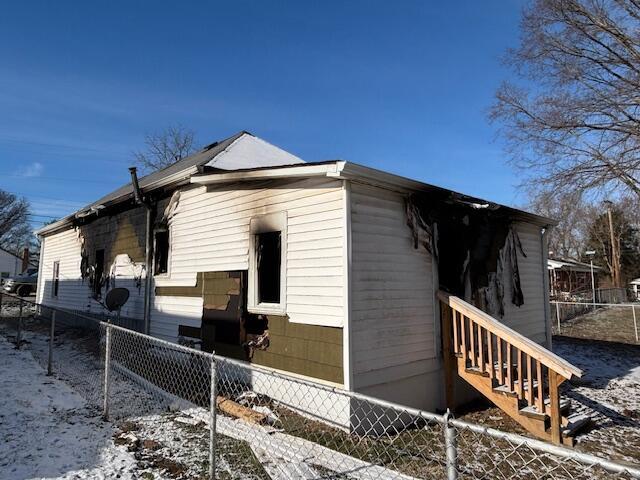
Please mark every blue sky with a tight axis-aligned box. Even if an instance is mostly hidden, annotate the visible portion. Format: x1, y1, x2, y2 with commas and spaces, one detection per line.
0, 1, 527, 229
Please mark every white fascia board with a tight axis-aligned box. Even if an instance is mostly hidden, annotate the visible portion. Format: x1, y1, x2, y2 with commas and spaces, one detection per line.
334, 163, 556, 227
190, 163, 343, 185
328, 162, 426, 193
36, 167, 199, 237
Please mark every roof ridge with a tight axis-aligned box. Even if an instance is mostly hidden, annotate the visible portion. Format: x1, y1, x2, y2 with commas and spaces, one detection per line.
135, 130, 248, 182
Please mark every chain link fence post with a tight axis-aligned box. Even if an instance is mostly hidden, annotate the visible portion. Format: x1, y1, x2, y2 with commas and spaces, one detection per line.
444, 409, 458, 480
16, 298, 23, 349
47, 310, 56, 376
209, 354, 217, 480
103, 323, 112, 421
633, 305, 639, 344
555, 302, 561, 335
0, 292, 3, 318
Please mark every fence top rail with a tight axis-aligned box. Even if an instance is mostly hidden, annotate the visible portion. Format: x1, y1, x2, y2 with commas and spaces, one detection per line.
552, 300, 640, 308
438, 291, 583, 379
1, 293, 104, 324
213, 352, 446, 424
104, 321, 214, 359
450, 417, 640, 478
0, 294, 214, 359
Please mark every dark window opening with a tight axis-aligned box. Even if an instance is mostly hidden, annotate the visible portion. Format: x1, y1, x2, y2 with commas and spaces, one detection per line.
52, 261, 59, 297
256, 231, 281, 304
93, 249, 104, 298
154, 230, 169, 275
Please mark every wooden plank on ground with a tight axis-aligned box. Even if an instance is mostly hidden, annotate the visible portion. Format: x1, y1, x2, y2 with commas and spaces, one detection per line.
188, 408, 420, 480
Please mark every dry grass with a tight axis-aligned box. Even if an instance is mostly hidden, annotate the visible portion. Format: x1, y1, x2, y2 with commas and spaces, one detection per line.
555, 305, 640, 344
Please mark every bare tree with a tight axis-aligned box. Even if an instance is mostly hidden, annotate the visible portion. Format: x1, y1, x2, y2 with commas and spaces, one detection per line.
491, 0, 640, 200
528, 190, 592, 258
133, 125, 197, 172
585, 201, 640, 285
0, 190, 30, 251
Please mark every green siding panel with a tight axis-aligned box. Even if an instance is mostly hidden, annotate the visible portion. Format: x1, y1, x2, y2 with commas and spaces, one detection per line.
253, 315, 343, 384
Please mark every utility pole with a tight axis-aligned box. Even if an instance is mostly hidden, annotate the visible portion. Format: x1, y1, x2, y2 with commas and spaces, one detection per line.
605, 202, 621, 287
585, 250, 596, 307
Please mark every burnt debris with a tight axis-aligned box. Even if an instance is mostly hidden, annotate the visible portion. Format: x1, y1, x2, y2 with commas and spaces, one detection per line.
406, 193, 527, 318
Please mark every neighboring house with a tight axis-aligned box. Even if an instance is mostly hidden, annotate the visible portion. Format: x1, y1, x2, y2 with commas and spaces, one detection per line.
548, 257, 603, 299
0, 246, 35, 281
0, 247, 24, 281
35, 131, 583, 444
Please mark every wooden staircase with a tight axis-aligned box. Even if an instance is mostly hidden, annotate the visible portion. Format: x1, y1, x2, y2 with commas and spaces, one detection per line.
438, 291, 588, 446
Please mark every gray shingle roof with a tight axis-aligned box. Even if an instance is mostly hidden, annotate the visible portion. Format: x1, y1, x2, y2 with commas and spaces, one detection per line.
88, 130, 247, 209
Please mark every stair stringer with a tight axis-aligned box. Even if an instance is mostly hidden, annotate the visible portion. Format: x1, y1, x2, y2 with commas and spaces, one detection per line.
456, 357, 574, 446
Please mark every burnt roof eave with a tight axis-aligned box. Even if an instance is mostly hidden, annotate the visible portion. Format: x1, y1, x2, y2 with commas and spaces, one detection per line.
38, 159, 557, 237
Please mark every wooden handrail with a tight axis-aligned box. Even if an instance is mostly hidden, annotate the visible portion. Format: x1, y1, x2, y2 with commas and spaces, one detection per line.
438, 291, 582, 380
439, 290, 583, 444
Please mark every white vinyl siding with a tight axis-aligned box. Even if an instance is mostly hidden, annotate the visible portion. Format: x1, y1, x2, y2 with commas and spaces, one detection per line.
151, 176, 345, 340
349, 183, 437, 391
37, 227, 146, 321
36, 178, 345, 342
37, 228, 86, 309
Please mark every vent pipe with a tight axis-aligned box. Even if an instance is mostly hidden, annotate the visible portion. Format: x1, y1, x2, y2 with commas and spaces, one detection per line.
129, 167, 145, 205
129, 167, 153, 335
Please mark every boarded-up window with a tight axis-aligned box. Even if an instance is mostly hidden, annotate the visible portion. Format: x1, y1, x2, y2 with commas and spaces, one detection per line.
52, 261, 59, 297
154, 230, 169, 275
257, 232, 281, 304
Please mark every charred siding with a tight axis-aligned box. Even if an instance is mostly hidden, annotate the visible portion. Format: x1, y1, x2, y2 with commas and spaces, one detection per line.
500, 221, 547, 343
152, 176, 346, 339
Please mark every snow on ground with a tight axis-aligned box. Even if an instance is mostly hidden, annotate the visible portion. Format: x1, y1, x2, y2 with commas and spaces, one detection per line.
0, 335, 139, 479
0, 317, 268, 480
554, 336, 640, 464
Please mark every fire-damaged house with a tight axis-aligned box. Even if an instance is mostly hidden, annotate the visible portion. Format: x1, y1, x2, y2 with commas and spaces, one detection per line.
35, 131, 586, 445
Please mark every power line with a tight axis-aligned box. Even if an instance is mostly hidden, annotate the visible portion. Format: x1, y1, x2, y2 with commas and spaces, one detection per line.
1, 189, 91, 204
27, 214, 59, 219
0, 135, 130, 157
0, 173, 124, 184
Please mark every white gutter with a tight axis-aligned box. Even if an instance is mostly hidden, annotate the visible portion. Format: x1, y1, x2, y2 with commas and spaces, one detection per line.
191, 161, 555, 227
328, 162, 427, 193
190, 163, 343, 185
36, 167, 201, 237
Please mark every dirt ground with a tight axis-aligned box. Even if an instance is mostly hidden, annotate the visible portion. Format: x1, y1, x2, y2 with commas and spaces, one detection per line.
554, 304, 640, 344
458, 336, 640, 468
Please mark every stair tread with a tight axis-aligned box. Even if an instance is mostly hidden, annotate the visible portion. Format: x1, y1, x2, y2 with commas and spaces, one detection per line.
562, 414, 592, 436
493, 379, 544, 396
465, 366, 490, 377
512, 379, 540, 391
519, 398, 571, 418
493, 384, 518, 397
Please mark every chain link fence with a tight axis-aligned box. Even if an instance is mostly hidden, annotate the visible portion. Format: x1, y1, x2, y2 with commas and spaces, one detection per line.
551, 300, 640, 344
1, 292, 639, 479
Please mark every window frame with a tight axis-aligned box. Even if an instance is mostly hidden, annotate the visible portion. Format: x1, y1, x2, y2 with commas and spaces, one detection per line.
153, 227, 171, 277
248, 212, 287, 315
52, 260, 60, 298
